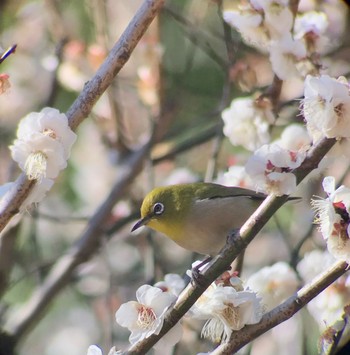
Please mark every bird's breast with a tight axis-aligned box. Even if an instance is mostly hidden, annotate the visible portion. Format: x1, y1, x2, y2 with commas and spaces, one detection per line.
175, 196, 259, 255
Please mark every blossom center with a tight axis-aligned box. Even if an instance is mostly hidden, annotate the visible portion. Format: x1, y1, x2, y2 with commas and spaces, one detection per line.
333, 201, 349, 221
24, 151, 48, 180
334, 102, 346, 120
43, 128, 57, 139
331, 201, 350, 243
265, 160, 292, 174
221, 303, 239, 330
137, 305, 156, 330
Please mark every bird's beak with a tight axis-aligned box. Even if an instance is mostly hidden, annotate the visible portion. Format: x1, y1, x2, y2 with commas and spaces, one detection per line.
131, 215, 151, 232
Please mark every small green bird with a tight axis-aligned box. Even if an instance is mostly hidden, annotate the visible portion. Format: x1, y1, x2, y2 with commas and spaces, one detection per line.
131, 183, 267, 256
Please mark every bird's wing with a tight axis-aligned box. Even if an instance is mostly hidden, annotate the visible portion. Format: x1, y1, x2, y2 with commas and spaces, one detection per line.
194, 183, 267, 201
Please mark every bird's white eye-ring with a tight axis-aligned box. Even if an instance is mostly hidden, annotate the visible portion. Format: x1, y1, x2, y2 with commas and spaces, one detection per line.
153, 202, 164, 215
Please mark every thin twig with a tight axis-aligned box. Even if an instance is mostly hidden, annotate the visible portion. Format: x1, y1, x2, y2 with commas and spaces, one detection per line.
152, 122, 220, 164
90, 0, 132, 156
163, 6, 227, 70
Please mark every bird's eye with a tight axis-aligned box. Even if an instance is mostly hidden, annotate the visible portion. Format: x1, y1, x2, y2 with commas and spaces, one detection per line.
153, 202, 164, 216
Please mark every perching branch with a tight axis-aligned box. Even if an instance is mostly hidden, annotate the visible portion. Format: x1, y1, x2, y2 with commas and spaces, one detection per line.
66, 0, 164, 131
124, 136, 337, 354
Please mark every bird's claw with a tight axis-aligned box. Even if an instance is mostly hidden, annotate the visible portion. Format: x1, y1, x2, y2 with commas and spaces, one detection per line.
190, 256, 212, 287
191, 267, 206, 287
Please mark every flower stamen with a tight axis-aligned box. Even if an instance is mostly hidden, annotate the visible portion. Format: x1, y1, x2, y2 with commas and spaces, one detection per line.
24, 151, 48, 181
137, 305, 156, 330
43, 128, 57, 139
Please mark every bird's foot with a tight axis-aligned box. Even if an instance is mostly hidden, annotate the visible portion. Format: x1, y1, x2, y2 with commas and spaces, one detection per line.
190, 256, 212, 287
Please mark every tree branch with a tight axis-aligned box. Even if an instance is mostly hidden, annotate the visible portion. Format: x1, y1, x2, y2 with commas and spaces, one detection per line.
212, 260, 348, 354
7, 142, 151, 342
0, 0, 164, 234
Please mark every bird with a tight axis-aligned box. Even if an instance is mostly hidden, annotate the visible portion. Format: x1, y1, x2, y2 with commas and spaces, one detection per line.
131, 182, 271, 256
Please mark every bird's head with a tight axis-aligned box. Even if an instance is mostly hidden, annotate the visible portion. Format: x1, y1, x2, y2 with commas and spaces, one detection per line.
131, 185, 191, 239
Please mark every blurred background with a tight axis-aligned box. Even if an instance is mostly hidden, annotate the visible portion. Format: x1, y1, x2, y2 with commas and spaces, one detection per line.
0, 0, 350, 354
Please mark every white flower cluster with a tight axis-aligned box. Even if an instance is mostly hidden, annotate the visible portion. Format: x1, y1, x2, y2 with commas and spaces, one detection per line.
241, 124, 310, 196
245, 141, 306, 195
303, 75, 350, 143
115, 276, 184, 351
312, 176, 350, 263
113, 268, 295, 351
218, 125, 310, 193
116, 272, 262, 350
222, 96, 274, 151
221, 71, 350, 196
223, 1, 332, 79
246, 261, 299, 312
8, 107, 76, 208
190, 272, 262, 343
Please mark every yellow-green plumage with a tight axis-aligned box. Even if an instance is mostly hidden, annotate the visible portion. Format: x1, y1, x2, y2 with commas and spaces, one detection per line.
133, 183, 266, 256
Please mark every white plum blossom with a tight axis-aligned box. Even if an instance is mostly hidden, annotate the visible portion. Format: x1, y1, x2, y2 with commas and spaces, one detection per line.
311, 176, 350, 262
11, 134, 67, 180
303, 75, 350, 141
245, 143, 305, 195
294, 11, 328, 39
294, 11, 329, 52
269, 34, 307, 80
191, 283, 262, 343
251, 0, 293, 39
246, 262, 299, 311
115, 284, 182, 350
154, 273, 186, 297
10, 107, 76, 180
275, 124, 312, 152
264, 7, 293, 39
221, 97, 274, 151
223, 0, 293, 48
297, 249, 335, 283
218, 165, 254, 190
9, 107, 76, 207
16, 107, 76, 159
223, 5, 267, 48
